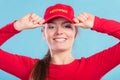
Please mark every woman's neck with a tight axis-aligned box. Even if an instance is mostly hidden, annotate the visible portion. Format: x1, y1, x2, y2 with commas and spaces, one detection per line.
50, 50, 75, 65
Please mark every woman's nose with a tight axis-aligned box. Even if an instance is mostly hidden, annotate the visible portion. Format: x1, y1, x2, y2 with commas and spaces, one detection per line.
55, 27, 64, 35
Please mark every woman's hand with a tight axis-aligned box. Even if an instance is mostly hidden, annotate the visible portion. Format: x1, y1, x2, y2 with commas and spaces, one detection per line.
14, 13, 45, 31
73, 12, 95, 29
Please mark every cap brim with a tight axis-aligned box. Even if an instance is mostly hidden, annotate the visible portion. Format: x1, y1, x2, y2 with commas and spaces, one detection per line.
45, 14, 74, 23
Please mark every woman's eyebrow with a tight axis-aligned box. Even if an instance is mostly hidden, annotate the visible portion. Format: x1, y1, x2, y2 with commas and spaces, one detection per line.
62, 21, 71, 24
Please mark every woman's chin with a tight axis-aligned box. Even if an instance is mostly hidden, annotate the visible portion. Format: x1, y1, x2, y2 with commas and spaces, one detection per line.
53, 47, 68, 52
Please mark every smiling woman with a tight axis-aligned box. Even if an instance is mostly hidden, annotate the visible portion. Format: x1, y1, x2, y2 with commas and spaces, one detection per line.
44, 18, 77, 52
0, 3, 120, 80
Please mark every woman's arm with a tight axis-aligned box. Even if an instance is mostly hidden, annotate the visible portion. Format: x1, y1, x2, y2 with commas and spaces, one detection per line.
74, 12, 120, 78
0, 13, 45, 79
89, 16, 120, 77
73, 12, 120, 39
0, 49, 38, 79
0, 21, 20, 46
0, 13, 45, 46
92, 16, 120, 39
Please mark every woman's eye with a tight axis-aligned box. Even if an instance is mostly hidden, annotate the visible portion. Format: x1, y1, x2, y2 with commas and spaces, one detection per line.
48, 26, 55, 29
64, 24, 72, 29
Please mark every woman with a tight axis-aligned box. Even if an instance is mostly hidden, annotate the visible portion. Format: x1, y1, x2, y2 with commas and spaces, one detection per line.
0, 3, 120, 80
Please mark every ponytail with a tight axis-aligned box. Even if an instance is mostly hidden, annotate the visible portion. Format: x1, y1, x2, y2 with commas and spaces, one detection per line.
30, 50, 51, 80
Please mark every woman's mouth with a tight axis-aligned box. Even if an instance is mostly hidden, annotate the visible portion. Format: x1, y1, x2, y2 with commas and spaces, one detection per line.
53, 38, 67, 42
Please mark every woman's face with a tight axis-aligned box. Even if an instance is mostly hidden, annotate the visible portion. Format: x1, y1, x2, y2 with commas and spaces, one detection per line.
43, 17, 77, 52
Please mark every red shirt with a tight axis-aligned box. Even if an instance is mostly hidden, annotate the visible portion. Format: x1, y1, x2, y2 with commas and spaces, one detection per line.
0, 17, 120, 80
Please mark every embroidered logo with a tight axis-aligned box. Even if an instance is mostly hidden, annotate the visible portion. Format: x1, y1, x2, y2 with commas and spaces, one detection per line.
50, 9, 68, 14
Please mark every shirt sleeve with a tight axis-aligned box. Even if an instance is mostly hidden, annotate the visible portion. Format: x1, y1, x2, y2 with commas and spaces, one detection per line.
91, 16, 120, 39
0, 21, 20, 46
0, 49, 38, 79
87, 42, 120, 78
87, 16, 120, 77
0, 22, 38, 79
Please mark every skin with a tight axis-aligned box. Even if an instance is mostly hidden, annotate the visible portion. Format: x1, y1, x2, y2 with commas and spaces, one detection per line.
14, 13, 45, 31
43, 17, 77, 64
14, 12, 95, 64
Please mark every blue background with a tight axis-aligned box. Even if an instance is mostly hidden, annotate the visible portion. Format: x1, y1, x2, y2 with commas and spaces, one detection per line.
0, 0, 120, 80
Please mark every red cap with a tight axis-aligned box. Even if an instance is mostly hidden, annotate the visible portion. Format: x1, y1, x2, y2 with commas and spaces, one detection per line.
44, 3, 74, 23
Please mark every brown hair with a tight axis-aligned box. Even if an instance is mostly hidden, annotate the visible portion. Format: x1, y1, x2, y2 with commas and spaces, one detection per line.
30, 50, 51, 80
